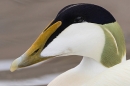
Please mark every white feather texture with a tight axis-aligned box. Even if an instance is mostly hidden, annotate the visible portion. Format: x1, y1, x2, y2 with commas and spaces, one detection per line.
82, 60, 130, 86
48, 57, 130, 86
48, 57, 107, 86
41, 22, 105, 62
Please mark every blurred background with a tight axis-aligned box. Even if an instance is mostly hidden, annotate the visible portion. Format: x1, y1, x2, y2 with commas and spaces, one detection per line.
0, 0, 130, 85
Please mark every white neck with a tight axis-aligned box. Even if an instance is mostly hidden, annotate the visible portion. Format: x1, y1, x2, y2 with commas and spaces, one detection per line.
74, 57, 107, 78
48, 57, 108, 86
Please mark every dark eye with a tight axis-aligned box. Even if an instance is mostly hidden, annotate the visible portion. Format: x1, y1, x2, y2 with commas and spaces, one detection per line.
74, 16, 84, 23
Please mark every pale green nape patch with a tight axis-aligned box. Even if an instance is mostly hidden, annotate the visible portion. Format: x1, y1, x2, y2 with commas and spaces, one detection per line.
100, 22, 126, 67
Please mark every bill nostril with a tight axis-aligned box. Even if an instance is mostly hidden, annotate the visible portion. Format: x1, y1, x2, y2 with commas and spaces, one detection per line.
30, 48, 40, 56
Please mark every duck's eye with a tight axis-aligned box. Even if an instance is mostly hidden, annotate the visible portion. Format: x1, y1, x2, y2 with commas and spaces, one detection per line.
74, 16, 84, 23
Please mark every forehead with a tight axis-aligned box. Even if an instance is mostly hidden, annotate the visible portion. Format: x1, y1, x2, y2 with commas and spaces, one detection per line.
57, 4, 105, 19
55, 3, 115, 24
57, 4, 88, 17
58, 4, 101, 14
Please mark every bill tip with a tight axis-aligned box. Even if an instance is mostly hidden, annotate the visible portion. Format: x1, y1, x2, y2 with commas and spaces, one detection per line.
10, 58, 20, 72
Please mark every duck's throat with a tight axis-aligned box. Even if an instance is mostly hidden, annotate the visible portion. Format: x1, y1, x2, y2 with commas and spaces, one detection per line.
75, 57, 107, 78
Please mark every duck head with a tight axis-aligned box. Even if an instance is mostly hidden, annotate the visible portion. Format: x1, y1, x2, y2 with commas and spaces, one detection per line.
10, 3, 126, 72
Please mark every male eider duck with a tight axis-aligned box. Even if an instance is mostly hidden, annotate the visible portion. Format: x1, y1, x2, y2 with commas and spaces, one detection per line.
10, 3, 130, 86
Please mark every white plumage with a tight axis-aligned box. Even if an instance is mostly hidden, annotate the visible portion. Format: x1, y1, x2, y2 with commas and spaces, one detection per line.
83, 60, 130, 86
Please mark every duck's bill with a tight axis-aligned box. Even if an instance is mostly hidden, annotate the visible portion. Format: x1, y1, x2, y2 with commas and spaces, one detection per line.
10, 21, 62, 72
